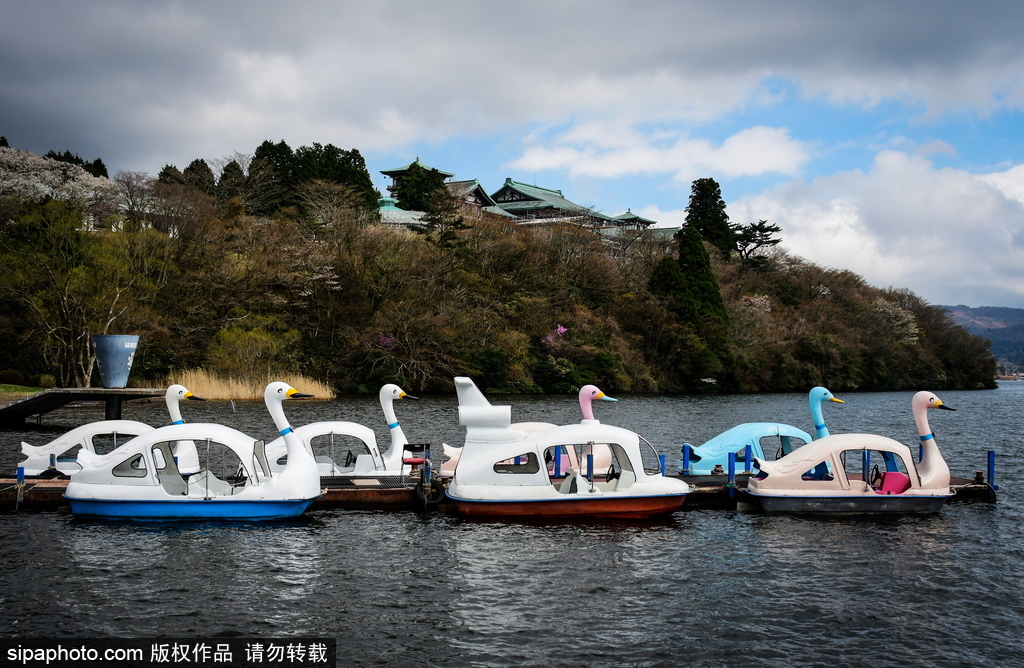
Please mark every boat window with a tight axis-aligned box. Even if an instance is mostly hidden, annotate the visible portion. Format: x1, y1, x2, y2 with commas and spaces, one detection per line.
493, 452, 540, 474
308, 433, 373, 471
193, 439, 247, 485
91, 432, 133, 455
542, 443, 620, 477
153, 446, 168, 469
112, 453, 147, 478
763, 434, 807, 459
638, 436, 664, 475
252, 440, 272, 481
841, 449, 910, 489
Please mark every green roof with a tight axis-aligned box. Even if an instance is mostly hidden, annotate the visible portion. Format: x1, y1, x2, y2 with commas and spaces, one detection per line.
612, 210, 657, 226
380, 158, 454, 178
491, 178, 612, 221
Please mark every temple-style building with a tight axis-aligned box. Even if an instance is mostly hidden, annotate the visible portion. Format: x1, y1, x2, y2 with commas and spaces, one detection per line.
377, 161, 655, 229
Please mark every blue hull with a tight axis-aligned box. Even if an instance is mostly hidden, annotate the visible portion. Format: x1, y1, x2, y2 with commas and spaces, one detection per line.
64, 496, 318, 520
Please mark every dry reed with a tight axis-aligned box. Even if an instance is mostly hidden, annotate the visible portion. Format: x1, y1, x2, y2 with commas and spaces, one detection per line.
168, 369, 336, 401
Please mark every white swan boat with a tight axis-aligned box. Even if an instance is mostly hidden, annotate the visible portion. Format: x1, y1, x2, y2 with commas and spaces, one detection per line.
744, 391, 955, 514
261, 384, 444, 504
439, 383, 617, 478
17, 384, 205, 476
63, 382, 322, 520
445, 377, 690, 519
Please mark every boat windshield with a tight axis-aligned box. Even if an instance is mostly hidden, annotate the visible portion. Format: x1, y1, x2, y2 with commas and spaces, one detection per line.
638, 436, 664, 475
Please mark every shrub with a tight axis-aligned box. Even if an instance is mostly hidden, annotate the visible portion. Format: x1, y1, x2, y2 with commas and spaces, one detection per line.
27, 374, 56, 388
0, 369, 24, 384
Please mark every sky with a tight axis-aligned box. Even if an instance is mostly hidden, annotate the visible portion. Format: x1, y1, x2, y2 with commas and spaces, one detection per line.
3, 1, 1024, 308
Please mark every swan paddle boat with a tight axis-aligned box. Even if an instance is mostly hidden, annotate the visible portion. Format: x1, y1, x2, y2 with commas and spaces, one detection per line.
679, 387, 842, 475
744, 391, 955, 514
445, 377, 690, 519
17, 384, 206, 476
440, 384, 617, 478
261, 383, 442, 502
63, 382, 322, 520
264, 384, 420, 477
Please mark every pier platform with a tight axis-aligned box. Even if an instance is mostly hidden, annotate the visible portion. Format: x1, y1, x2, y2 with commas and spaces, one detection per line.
0, 388, 165, 426
0, 473, 996, 514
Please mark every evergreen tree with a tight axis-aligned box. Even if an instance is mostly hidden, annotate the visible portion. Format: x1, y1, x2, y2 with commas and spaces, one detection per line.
292, 143, 378, 209
218, 160, 246, 204
676, 224, 729, 329
182, 158, 216, 195
158, 164, 185, 184
0, 136, 8, 147
394, 162, 449, 212
43, 149, 108, 179
732, 219, 782, 264
685, 177, 735, 255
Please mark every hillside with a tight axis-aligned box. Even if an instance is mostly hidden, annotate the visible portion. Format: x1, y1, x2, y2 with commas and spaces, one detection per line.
940, 305, 1024, 364
0, 145, 998, 393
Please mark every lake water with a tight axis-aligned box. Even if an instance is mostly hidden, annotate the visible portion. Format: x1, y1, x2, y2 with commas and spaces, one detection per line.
0, 383, 1021, 667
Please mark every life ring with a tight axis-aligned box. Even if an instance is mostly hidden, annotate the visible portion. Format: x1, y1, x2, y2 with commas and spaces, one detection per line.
415, 479, 446, 506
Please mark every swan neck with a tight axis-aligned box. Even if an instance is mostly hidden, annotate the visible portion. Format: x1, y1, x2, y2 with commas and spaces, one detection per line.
809, 400, 828, 439
381, 396, 407, 450
166, 397, 184, 425
914, 404, 932, 439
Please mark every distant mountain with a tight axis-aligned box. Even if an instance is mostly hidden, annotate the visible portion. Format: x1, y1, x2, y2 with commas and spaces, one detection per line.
940, 305, 1024, 359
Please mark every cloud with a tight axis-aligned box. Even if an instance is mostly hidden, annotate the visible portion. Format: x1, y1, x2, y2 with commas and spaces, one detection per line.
729, 151, 1024, 306
4, 1, 1024, 174
509, 125, 809, 182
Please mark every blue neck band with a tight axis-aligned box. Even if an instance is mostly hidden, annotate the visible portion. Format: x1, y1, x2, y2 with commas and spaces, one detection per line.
172, 419, 185, 425
815, 423, 826, 431
920, 433, 934, 441
280, 426, 293, 435
387, 421, 400, 429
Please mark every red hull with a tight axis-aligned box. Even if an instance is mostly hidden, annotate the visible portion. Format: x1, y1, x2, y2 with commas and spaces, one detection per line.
453, 494, 687, 519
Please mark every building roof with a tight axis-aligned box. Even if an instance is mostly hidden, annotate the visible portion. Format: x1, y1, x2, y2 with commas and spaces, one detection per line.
377, 196, 424, 226
448, 179, 517, 219
611, 210, 657, 227
490, 178, 613, 223
380, 158, 454, 179
448, 179, 497, 206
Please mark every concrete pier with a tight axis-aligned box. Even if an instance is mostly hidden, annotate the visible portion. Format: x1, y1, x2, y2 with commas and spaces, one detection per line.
0, 388, 164, 426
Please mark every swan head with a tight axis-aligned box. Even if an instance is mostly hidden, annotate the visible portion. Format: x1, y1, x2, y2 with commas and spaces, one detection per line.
579, 385, 617, 403
913, 391, 955, 412
166, 384, 206, 403
265, 381, 314, 403
809, 386, 844, 405
380, 383, 417, 403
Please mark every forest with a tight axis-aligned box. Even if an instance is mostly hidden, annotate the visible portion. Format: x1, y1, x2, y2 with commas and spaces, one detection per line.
0, 138, 997, 394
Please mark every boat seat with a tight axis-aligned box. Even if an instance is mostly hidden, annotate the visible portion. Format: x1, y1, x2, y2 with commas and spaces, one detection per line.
558, 471, 580, 494
875, 471, 911, 495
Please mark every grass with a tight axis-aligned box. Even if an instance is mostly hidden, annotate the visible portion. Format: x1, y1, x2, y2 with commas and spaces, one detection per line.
0, 384, 40, 402
167, 369, 336, 401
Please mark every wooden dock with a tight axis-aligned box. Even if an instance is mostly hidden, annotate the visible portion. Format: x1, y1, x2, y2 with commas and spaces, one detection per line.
0, 473, 996, 515
0, 388, 165, 426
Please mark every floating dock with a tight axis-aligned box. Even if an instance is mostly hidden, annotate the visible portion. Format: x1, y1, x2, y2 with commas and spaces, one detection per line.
0, 388, 165, 426
0, 473, 996, 514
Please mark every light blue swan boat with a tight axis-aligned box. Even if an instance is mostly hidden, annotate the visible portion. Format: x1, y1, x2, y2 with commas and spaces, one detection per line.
678, 387, 843, 475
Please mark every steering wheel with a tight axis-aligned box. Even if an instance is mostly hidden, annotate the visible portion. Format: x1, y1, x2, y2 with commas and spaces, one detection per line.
344, 450, 356, 467
605, 464, 620, 483
869, 464, 881, 487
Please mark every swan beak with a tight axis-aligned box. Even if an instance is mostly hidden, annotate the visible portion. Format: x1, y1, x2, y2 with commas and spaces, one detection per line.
400, 391, 419, 400
286, 389, 314, 399
598, 392, 617, 402
829, 397, 844, 404
185, 392, 207, 402
936, 400, 955, 411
